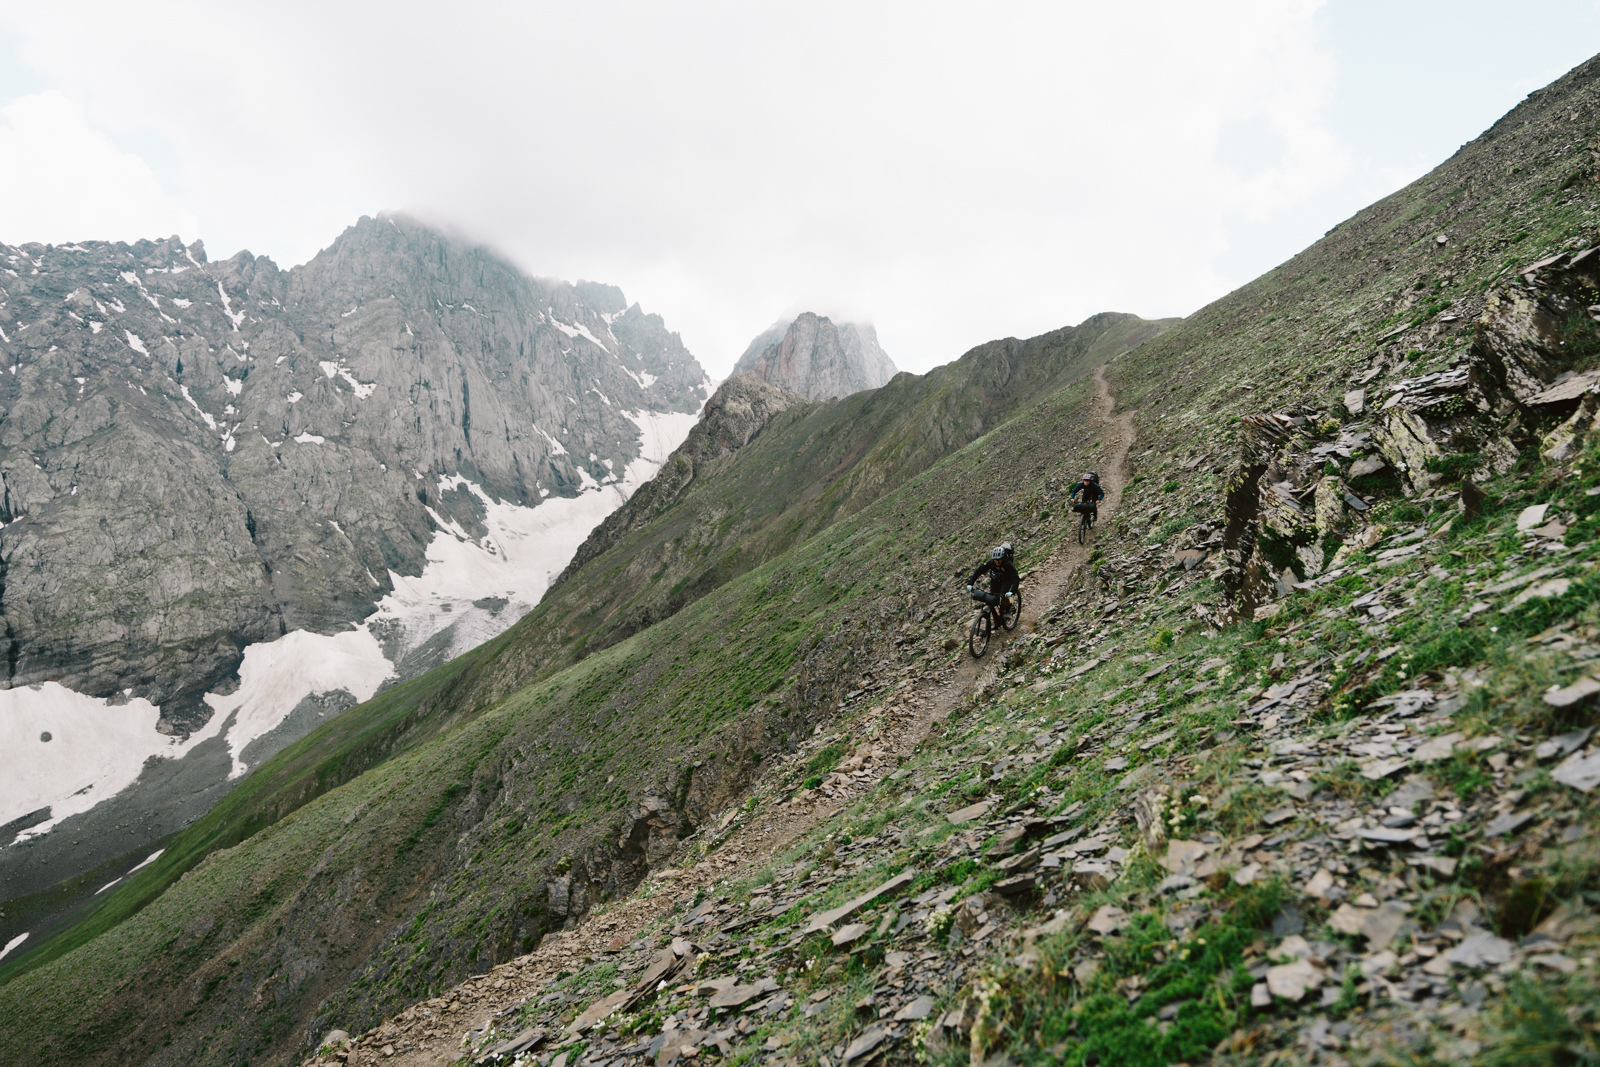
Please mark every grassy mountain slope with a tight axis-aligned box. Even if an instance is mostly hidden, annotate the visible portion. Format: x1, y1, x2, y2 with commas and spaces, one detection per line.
500, 313, 1173, 678
0, 312, 1160, 1065
418, 406, 1600, 1067
8, 50, 1600, 1067
322, 50, 1600, 1067
0, 312, 1164, 993
366, 54, 1600, 1067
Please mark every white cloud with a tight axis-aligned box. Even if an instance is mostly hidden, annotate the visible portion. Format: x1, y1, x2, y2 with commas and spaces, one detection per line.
0, 1, 1586, 374
0, 90, 198, 246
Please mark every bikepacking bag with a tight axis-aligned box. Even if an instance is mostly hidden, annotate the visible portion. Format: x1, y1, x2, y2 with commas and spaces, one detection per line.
971, 589, 1000, 604
1072, 502, 1096, 514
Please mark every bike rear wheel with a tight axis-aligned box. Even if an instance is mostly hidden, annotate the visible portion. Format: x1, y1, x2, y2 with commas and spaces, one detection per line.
1001, 589, 1021, 631
969, 610, 992, 657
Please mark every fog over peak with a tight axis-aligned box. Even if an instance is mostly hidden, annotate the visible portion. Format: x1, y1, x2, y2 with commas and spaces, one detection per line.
2, 3, 1599, 375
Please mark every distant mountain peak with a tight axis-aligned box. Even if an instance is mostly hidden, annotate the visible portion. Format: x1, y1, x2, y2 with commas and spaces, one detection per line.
730, 311, 897, 400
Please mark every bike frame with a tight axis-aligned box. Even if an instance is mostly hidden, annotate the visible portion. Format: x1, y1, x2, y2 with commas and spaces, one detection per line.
971, 589, 1014, 622
988, 591, 1016, 626
968, 587, 1019, 657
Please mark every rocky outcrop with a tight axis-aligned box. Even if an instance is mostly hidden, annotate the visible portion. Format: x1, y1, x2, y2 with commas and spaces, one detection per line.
0, 217, 709, 720
684, 375, 809, 462
1473, 285, 1580, 404
1366, 248, 1600, 493
730, 312, 897, 400
1215, 241, 1600, 624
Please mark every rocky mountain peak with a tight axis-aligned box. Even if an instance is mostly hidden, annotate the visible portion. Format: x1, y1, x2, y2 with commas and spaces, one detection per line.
730, 312, 897, 400
0, 216, 709, 906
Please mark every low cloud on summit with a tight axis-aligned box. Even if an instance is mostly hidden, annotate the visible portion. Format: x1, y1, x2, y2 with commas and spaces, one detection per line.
1, 1, 1598, 374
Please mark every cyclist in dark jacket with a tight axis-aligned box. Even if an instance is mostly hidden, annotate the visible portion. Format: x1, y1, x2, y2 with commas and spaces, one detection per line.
1069, 472, 1105, 523
967, 542, 1020, 625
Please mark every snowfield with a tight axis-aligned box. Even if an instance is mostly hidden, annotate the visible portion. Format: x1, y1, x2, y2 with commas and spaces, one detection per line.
0, 684, 182, 836
204, 628, 394, 779
0, 408, 700, 842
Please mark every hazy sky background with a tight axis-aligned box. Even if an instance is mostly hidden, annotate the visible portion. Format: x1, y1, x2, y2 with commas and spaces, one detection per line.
1, 1, 1598, 377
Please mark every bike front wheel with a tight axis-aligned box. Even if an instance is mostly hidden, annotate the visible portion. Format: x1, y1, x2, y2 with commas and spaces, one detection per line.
1002, 589, 1022, 631
969, 610, 992, 657
1078, 512, 1090, 544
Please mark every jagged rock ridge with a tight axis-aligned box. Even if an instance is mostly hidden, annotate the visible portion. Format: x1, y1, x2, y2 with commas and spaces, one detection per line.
730, 312, 897, 400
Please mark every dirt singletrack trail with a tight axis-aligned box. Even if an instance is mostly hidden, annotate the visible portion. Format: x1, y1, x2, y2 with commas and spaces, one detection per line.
374, 365, 1138, 1067
904, 361, 1139, 729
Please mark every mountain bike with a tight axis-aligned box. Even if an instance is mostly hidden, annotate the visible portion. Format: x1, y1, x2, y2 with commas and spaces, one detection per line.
1072, 501, 1098, 545
967, 586, 1021, 658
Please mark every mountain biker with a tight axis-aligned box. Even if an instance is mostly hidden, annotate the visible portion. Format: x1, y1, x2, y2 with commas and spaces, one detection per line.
1069, 472, 1104, 524
967, 542, 1020, 627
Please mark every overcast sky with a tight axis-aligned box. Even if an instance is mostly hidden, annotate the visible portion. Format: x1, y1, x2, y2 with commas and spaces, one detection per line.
2, 2, 1598, 377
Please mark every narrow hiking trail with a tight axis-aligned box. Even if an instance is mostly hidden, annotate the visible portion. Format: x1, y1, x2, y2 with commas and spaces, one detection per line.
366, 366, 1138, 1067
908, 362, 1140, 731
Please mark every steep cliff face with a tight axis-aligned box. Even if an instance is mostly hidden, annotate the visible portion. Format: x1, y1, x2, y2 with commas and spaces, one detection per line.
730, 312, 897, 399
0, 217, 706, 716
0, 216, 707, 919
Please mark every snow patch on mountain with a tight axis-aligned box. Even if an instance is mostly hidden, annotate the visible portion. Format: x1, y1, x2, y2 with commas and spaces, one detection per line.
204, 629, 393, 779
0, 408, 701, 842
0, 932, 27, 962
0, 684, 199, 838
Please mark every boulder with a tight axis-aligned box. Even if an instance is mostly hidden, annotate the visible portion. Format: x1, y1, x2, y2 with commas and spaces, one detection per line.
1086, 905, 1126, 935
1472, 285, 1581, 404
1445, 930, 1514, 969
1348, 455, 1386, 479
1553, 749, 1600, 793
1265, 957, 1323, 1001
